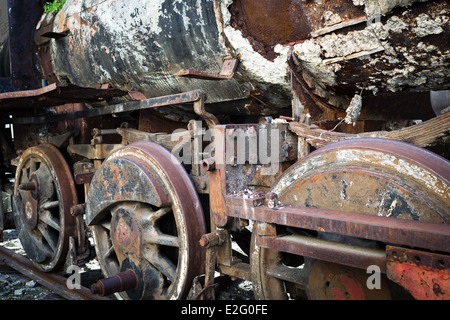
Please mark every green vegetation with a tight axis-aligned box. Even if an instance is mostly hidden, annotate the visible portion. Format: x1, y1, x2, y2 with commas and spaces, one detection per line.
43, 0, 66, 13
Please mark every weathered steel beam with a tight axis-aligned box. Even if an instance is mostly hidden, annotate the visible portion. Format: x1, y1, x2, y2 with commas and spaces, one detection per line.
10, 90, 206, 124
225, 195, 450, 253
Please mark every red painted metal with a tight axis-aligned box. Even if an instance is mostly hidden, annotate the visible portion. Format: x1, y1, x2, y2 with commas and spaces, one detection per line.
386, 246, 450, 300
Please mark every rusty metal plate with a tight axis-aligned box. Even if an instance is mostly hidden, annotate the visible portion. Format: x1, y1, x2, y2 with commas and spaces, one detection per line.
10, 89, 205, 125
308, 260, 391, 300
177, 57, 239, 80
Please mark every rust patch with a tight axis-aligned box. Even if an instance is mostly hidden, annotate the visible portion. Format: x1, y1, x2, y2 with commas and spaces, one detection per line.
229, 0, 365, 60
229, 0, 311, 60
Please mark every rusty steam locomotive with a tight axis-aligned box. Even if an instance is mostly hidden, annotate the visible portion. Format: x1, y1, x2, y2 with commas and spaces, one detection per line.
0, 0, 449, 300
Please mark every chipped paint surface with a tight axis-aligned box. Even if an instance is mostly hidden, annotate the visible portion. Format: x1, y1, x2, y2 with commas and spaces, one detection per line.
49, 0, 252, 106
360, 0, 428, 16
45, 0, 294, 113
37, 0, 450, 118
271, 139, 450, 224
334, 148, 449, 200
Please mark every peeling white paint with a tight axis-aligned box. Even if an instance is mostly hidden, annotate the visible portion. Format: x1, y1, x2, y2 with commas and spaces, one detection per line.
413, 13, 445, 37
362, 0, 428, 16
272, 156, 328, 195
334, 149, 449, 199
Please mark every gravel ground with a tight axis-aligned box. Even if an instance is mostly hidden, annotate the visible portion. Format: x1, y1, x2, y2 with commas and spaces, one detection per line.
0, 229, 254, 301
0, 229, 65, 300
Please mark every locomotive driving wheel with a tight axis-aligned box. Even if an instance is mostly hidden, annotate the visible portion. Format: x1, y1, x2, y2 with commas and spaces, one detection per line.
87, 141, 206, 300
12, 144, 78, 272
251, 138, 450, 300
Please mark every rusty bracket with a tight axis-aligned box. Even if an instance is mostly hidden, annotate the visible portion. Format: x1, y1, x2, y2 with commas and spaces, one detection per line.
386, 246, 450, 300
193, 94, 220, 130
67, 203, 92, 266
177, 57, 239, 81
198, 230, 230, 300
0, 83, 128, 114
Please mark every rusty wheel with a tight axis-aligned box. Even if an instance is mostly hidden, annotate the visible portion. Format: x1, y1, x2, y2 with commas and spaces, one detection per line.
87, 141, 206, 300
251, 138, 450, 300
12, 144, 78, 272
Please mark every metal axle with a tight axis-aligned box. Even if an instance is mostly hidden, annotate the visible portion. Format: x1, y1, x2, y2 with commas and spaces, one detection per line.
91, 270, 138, 296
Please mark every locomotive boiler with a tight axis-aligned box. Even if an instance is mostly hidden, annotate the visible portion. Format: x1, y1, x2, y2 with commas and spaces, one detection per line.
0, 0, 449, 300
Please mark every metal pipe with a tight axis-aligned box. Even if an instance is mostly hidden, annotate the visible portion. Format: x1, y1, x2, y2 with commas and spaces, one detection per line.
430, 90, 450, 115
257, 234, 387, 273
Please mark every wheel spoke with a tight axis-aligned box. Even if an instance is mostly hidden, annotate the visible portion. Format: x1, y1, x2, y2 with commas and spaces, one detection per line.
21, 167, 29, 184
30, 233, 54, 258
29, 158, 37, 173
153, 207, 172, 221
37, 222, 58, 252
142, 206, 172, 228
142, 231, 179, 248
39, 210, 61, 231
100, 220, 111, 230
103, 245, 116, 260
40, 201, 59, 210
143, 247, 177, 283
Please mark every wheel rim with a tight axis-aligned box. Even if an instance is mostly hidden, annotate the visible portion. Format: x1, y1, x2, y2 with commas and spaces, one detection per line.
87, 141, 206, 300
12, 144, 78, 272
252, 138, 450, 300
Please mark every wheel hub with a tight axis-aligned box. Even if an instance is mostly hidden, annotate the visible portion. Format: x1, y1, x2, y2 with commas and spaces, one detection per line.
111, 207, 141, 261
22, 191, 38, 229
